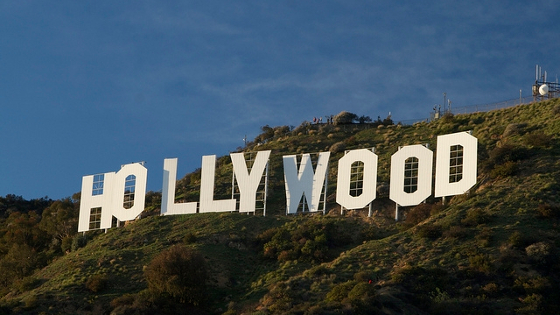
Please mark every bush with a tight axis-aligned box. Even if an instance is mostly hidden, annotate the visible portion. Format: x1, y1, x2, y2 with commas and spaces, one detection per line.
85, 274, 108, 293
353, 271, 375, 282
468, 253, 492, 274
461, 208, 491, 226
71, 234, 87, 251
475, 227, 493, 247
144, 245, 208, 306
274, 125, 291, 138
502, 123, 525, 137
487, 143, 528, 168
391, 266, 449, 311
359, 225, 381, 241
525, 242, 552, 265
404, 203, 437, 227
16, 276, 41, 293
61, 236, 73, 253
259, 218, 352, 263
329, 141, 346, 153
516, 293, 544, 314
523, 132, 552, 147
416, 224, 442, 239
443, 225, 468, 239
490, 161, 518, 178
326, 281, 355, 302
333, 111, 358, 125
183, 232, 197, 244
536, 203, 560, 218
441, 112, 454, 123
509, 231, 533, 249
347, 282, 375, 301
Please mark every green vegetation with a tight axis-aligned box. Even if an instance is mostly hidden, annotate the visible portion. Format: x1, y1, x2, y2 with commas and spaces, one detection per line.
1, 100, 560, 314
144, 245, 208, 305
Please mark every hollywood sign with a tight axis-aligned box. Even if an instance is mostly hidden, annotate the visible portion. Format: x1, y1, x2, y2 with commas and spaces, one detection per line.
78, 131, 477, 232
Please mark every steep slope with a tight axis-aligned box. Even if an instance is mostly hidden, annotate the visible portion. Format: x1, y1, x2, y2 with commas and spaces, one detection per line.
2, 98, 560, 314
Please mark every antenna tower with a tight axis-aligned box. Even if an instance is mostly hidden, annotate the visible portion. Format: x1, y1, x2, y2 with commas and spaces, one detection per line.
533, 64, 560, 101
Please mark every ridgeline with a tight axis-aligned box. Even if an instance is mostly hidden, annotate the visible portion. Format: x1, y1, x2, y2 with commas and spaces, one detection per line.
1, 99, 560, 314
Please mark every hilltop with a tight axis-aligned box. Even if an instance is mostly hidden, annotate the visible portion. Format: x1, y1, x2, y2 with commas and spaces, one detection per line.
1, 98, 560, 314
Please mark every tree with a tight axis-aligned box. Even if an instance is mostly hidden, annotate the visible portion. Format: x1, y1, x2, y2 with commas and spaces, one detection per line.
358, 115, 372, 124
255, 125, 275, 143
333, 111, 358, 125
39, 198, 78, 244
0, 243, 42, 289
382, 114, 393, 126
4, 211, 47, 250
144, 245, 208, 306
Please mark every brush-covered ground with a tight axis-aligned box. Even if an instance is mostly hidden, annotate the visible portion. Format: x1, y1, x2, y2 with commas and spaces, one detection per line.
2, 99, 560, 314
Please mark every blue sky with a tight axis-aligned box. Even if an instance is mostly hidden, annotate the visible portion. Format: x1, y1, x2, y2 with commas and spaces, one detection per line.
0, 1, 559, 200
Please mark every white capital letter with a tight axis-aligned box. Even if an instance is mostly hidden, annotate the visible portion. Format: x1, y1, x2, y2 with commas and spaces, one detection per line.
390, 145, 433, 206
78, 172, 115, 232
111, 163, 148, 222
283, 152, 330, 214
231, 151, 271, 213
199, 155, 236, 213
435, 132, 478, 197
162, 158, 197, 215
336, 149, 378, 209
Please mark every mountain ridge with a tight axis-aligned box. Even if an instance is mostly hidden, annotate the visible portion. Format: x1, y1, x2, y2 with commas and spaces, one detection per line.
1, 98, 560, 314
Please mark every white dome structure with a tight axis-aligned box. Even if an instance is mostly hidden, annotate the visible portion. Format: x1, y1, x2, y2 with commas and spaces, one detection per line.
539, 84, 549, 96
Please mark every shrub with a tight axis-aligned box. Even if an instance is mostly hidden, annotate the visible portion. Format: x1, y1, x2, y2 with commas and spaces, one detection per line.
329, 141, 346, 153
144, 245, 208, 305
441, 112, 454, 123
525, 242, 552, 265
486, 143, 528, 168
516, 293, 543, 314
482, 282, 499, 297
523, 132, 552, 147
416, 224, 442, 239
262, 282, 296, 313
536, 203, 560, 218
353, 271, 376, 282
326, 281, 355, 302
71, 234, 87, 251
359, 225, 381, 241
183, 232, 197, 244
61, 236, 73, 252
461, 208, 491, 226
404, 203, 434, 227
468, 253, 491, 274
391, 266, 449, 311
490, 160, 518, 178
347, 282, 375, 300
443, 225, 468, 239
333, 111, 358, 125
508, 231, 533, 249
85, 274, 108, 293
274, 125, 291, 138
255, 125, 275, 143
16, 276, 41, 293
502, 123, 525, 137
475, 227, 493, 247
259, 218, 351, 263
110, 291, 154, 315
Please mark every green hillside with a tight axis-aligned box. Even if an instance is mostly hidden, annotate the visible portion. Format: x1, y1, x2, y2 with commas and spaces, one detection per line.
2, 99, 560, 314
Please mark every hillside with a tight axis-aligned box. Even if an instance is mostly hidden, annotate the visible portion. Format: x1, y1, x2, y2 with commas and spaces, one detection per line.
2, 98, 560, 314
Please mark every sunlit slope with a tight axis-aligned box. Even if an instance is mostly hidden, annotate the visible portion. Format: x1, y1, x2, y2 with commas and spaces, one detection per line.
4, 98, 560, 314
